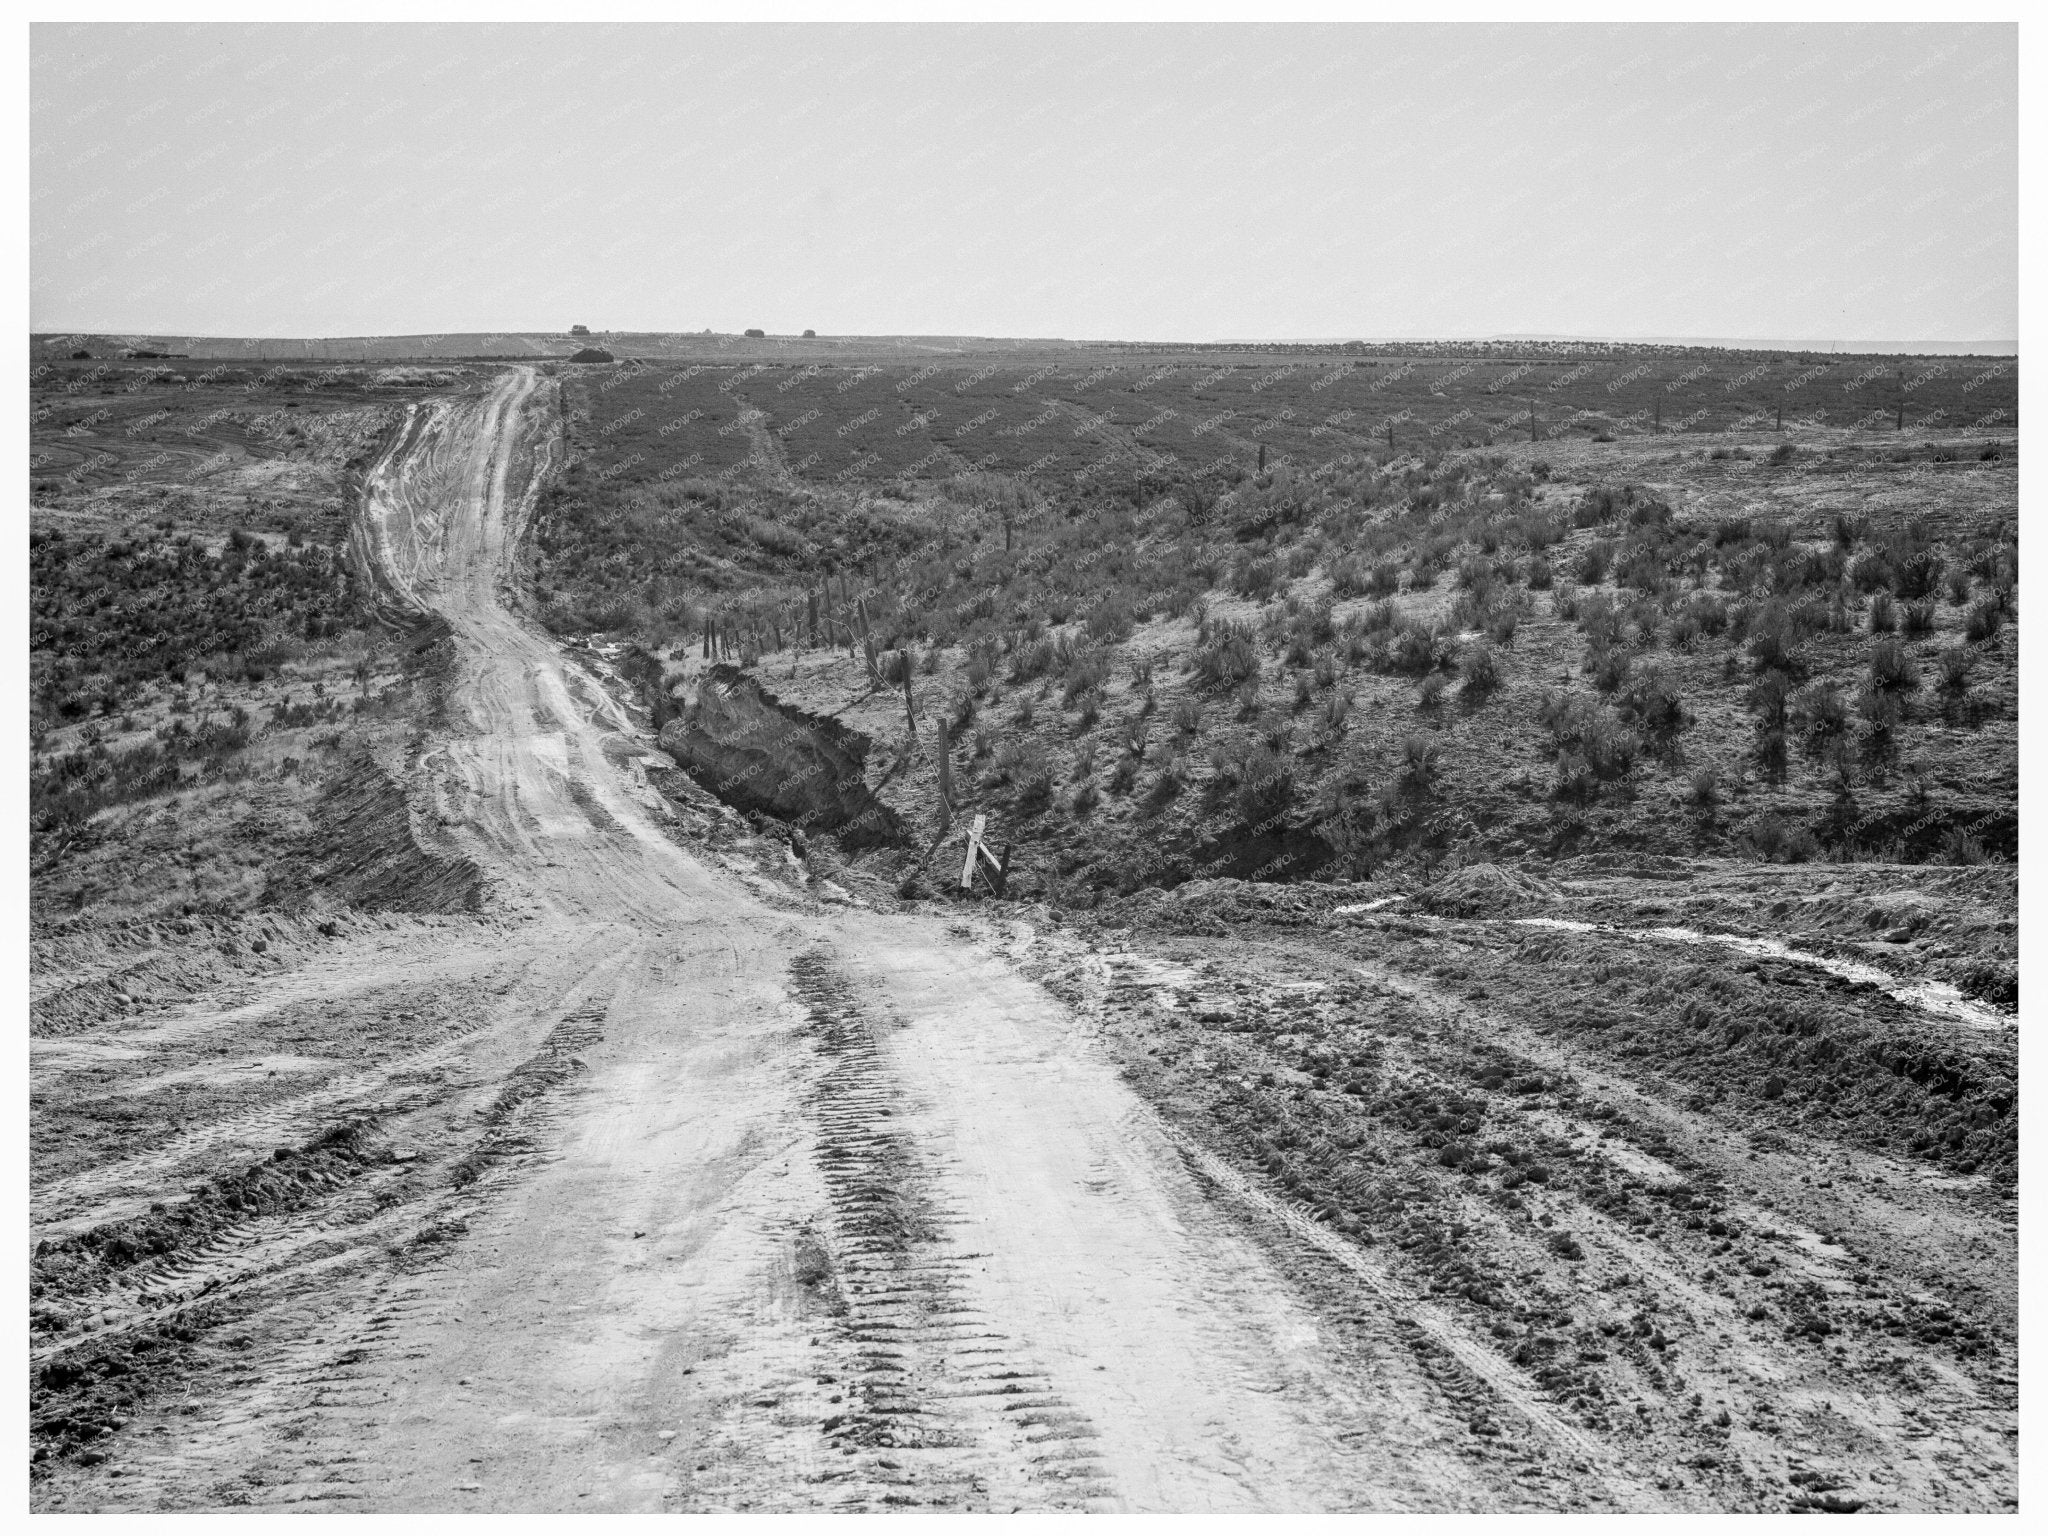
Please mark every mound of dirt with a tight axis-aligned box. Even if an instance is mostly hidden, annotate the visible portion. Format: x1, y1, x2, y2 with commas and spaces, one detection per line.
1412, 862, 1558, 918
658, 665, 904, 850
297, 747, 485, 913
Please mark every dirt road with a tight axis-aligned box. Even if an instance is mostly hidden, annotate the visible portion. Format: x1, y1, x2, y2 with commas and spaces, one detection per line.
41, 367, 1640, 1511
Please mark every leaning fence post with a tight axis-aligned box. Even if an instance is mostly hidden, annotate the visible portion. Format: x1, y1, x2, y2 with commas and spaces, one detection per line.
961, 813, 985, 890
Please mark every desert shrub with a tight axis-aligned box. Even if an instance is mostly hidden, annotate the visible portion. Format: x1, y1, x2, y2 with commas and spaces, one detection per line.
1383, 618, 1456, 677
1687, 592, 1728, 637
1856, 680, 1900, 732
1867, 590, 1897, 633
1587, 645, 1631, 694
1009, 635, 1053, 683
1417, 673, 1447, 710
1746, 602, 1806, 676
1211, 738, 1293, 824
1292, 672, 1316, 711
1849, 550, 1894, 594
1575, 592, 1626, 650
1790, 681, 1849, 759
1539, 690, 1638, 801
1767, 442, 1796, 466
1170, 697, 1202, 738
1825, 588, 1854, 633
1456, 554, 1500, 595
1192, 621, 1261, 690
1485, 607, 1520, 647
1754, 725, 1789, 783
1936, 645, 1972, 693
1748, 811, 1821, 863
1941, 826, 1989, 865
1614, 662, 1686, 752
1868, 636, 1920, 697
1108, 755, 1139, 796
1459, 642, 1501, 698
992, 737, 1045, 787
1902, 600, 1936, 637
1686, 767, 1720, 808
1012, 695, 1035, 728
1748, 670, 1790, 731
1525, 555, 1553, 590
1396, 732, 1441, 796
1667, 611, 1700, 650
1407, 557, 1439, 591
1232, 557, 1280, 601
1085, 592, 1137, 644
1945, 568, 1973, 605
1574, 540, 1614, 585
1316, 689, 1352, 737
1891, 547, 1945, 602
1963, 599, 2004, 643
1061, 648, 1111, 706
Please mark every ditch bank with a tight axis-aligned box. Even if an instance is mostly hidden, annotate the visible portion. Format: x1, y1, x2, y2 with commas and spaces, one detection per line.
657, 664, 905, 850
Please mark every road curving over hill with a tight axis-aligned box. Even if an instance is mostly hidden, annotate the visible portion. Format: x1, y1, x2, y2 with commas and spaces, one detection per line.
39, 366, 1669, 1512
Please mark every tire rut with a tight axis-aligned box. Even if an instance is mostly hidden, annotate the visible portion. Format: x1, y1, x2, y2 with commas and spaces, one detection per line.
755, 953, 1114, 1511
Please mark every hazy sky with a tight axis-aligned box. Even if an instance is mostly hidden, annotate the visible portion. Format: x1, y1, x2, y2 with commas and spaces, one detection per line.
31, 23, 2017, 343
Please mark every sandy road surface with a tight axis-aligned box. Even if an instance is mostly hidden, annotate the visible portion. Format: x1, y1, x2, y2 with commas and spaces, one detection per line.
37, 367, 1590, 1511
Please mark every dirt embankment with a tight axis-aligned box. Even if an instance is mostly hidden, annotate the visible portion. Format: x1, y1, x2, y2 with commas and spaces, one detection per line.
658, 664, 904, 848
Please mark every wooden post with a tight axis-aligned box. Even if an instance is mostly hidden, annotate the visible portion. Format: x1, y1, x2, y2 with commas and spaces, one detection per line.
807, 588, 818, 649
902, 648, 916, 736
961, 814, 985, 890
935, 716, 953, 836
1529, 403, 1537, 443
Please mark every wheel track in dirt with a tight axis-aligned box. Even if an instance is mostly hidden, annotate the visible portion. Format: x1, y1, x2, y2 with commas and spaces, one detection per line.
770, 952, 1113, 1511
31, 975, 625, 1379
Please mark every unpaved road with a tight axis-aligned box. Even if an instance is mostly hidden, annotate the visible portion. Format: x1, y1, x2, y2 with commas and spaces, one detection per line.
38, 368, 1636, 1511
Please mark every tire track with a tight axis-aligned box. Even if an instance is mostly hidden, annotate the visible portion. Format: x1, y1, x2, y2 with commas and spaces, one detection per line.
769, 953, 1114, 1511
